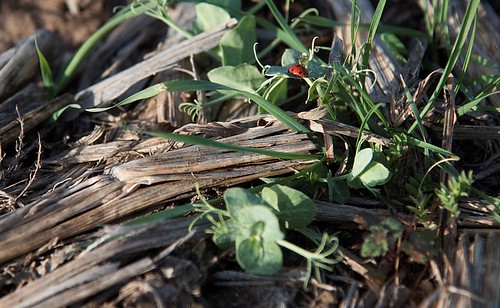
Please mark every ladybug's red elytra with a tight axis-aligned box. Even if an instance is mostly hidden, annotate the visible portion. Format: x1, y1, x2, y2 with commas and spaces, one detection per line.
288, 64, 308, 78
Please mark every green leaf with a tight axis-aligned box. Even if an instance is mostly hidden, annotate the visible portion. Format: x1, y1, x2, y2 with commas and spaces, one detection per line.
307, 61, 327, 79
262, 77, 288, 107
207, 64, 265, 93
50, 103, 81, 122
34, 35, 54, 95
351, 148, 373, 178
221, 15, 256, 65
213, 219, 238, 250
263, 0, 307, 53
361, 226, 390, 258
236, 237, 283, 275
264, 65, 290, 77
232, 204, 285, 274
237, 237, 262, 269
86, 83, 166, 112
281, 49, 302, 66
361, 218, 402, 258
193, 3, 231, 33
55, 3, 152, 94
358, 161, 391, 187
232, 205, 284, 242
145, 130, 319, 161
260, 185, 316, 229
381, 217, 403, 237
163, 79, 310, 133
329, 179, 350, 204
208, 0, 241, 12
224, 188, 269, 221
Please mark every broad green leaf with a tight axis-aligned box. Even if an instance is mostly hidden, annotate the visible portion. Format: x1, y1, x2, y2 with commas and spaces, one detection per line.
260, 185, 316, 229
281, 49, 302, 66
264, 65, 290, 77
351, 148, 373, 178
307, 60, 327, 78
358, 161, 391, 187
209, 0, 241, 12
232, 205, 284, 242
193, 3, 230, 33
221, 15, 256, 65
236, 237, 283, 275
329, 179, 350, 204
224, 188, 268, 221
232, 204, 284, 274
207, 64, 265, 93
236, 237, 262, 270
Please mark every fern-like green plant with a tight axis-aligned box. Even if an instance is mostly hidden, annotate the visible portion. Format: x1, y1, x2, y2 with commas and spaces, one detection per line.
435, 170, 474, 218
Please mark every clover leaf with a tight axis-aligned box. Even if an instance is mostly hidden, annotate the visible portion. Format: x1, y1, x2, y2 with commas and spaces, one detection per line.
260, 185, 316, 229
232, 205, 284, 275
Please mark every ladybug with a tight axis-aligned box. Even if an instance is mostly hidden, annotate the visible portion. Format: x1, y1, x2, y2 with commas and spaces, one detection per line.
288, 64, 308, 78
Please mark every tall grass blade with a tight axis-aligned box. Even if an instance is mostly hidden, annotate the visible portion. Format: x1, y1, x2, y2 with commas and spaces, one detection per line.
164, 80, 311, 133
408, 0, 480, 134
86, 83, 166, 112
454, 15, 477, 96
86, 79, 310, 134
361, 0, 386, 71
55, 2, 152, 94
144, 130, 320, 161
263, 0, 307, 54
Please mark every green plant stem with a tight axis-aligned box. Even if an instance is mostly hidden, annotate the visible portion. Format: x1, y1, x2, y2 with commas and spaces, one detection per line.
264, 0, 307, 54
277, 238, 338, 264
145, 12, 193, 39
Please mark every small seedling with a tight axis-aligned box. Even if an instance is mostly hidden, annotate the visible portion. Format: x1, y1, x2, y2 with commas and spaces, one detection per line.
359, 216, 403, 258
190, 184, 341, 287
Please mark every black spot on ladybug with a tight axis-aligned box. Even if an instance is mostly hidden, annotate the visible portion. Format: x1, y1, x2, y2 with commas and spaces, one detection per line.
288, 64, 308, 78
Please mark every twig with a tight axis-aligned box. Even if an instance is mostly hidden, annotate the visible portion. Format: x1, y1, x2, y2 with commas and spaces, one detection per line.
14, 133, 43, 203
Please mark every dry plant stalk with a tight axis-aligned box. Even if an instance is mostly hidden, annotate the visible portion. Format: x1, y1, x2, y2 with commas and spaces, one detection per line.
0, 119, 318, 265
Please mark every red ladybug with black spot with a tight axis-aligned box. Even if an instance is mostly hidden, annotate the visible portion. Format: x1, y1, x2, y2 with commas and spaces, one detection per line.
288, 64, 308, 78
